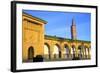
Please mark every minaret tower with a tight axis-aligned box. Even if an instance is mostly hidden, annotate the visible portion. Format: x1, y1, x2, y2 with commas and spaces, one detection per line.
71, 18, 77, 40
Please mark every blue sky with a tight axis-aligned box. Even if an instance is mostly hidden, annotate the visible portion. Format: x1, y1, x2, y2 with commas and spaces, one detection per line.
23, 10, 91, 41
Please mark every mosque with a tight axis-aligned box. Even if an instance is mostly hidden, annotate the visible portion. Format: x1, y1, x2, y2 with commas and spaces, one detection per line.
22, 12, 91, 62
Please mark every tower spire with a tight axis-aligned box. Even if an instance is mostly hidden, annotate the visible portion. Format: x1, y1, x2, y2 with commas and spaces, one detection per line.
72, 18, 75, 25
71, 18, 77, 40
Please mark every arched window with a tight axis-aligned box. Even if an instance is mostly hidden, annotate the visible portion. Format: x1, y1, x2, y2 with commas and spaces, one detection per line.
44, 43, 50, 59
53, 44, 61, 59
28, 46, 34, 60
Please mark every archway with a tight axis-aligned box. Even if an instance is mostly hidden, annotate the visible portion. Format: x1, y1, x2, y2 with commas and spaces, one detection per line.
53, 44, 61, 59
44, 43, 50, 59
78, 45, 83, 59
28, 46, 34, 60
71, 45, 76, 59
88, 47, 91, 59
64, 44, 70, 59
84, 46, 89, 59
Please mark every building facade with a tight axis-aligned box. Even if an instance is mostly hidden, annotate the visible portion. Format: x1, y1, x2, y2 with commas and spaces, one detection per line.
22, 12, 91, 62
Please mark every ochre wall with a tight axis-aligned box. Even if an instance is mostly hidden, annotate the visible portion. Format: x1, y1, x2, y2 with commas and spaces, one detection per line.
22, 13, 46, 61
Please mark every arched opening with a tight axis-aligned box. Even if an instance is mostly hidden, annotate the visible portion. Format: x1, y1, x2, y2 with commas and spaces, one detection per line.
78, 45, 83, 59
89, 47, 91, 59
64, 44, 70, 59
84, 46, 89, 59
44, 43, 50, 60
71, 45, 76, 59
53, 44, 61, 59
28, 46, 34, 60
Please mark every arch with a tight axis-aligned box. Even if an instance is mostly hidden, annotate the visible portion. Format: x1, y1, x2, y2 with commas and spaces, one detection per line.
78, 45, 83, 59
88, 46, 91, 59
71, 45, 76, 58
64, 44, 70, 59
28, 46, 34, 60
53, 44, 61, 59
84, 46, 89, 59
44, 43, 50, 59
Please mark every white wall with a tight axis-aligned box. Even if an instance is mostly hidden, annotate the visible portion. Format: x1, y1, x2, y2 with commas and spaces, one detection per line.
0, 0, 99, 73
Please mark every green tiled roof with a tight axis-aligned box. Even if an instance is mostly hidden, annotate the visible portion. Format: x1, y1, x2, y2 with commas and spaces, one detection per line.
45, 35, 90, 43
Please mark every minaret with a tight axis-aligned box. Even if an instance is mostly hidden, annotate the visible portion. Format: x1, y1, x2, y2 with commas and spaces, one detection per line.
71, 18, 77, 40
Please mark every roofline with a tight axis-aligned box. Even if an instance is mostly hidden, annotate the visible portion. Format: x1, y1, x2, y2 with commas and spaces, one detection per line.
23, 12, 47, 24
45, 35, 91, 43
